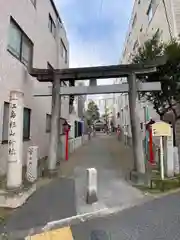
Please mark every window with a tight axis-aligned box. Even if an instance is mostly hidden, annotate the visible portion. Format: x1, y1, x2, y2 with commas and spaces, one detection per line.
60, 39, 67, 63
147, 2, 153, 22
2, 102, 9, 142
133, 40, 139, 51
30, 0, 36, 7
46, 114, 51, 133
140, 25, 143, 32
23, 108, 31, 140
7, 18, 33, 68
74, 121, 82, 138
2, 103, 31, 142
132, 14, 137, 28
48, 14, 56, 38
138, 92, 141, 100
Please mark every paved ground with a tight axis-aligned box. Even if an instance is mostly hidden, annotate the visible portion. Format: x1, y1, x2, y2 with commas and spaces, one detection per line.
71, 190, 180, 240
0, 133, 147, 238
0, 178, 76, 235
59, 133, 146, 214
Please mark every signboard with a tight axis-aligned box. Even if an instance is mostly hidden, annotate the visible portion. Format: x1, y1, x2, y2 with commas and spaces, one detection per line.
152, 122, 171, 137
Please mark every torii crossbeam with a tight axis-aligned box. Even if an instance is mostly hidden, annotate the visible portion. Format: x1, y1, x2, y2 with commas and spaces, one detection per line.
29, 57, 166, 183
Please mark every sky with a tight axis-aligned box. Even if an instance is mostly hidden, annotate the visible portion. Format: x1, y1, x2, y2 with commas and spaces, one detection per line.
54, 0, 133, 112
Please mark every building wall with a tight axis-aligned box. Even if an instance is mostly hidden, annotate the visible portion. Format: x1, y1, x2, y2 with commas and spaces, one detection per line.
0, 0, 69, 175
115, 0, 180, 139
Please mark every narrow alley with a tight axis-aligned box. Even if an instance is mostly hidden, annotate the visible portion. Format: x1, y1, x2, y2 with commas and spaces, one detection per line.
60, 133, 145, 214
1, 133, 147, 238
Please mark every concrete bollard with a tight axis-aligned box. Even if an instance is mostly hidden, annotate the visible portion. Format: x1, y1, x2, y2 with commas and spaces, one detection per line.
86, 168, 98, 204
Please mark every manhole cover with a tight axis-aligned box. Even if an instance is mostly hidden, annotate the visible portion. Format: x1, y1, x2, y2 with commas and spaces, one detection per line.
90, 230, 110, 240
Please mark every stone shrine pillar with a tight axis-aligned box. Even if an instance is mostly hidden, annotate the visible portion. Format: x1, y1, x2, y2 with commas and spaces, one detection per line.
26, 146, 38, 183
165, 127, 174, 177
6, 91, 24, 189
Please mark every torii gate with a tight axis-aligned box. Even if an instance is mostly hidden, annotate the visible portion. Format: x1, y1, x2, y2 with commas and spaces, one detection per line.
30, 58, 165, 182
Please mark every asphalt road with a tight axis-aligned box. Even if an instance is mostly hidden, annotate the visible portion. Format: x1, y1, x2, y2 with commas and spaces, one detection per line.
72, 191, 180, 240
0, 178, 76, 235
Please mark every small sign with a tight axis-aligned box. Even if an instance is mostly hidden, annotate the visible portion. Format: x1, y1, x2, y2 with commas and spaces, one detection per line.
152, 122, 171, 137
26, 146, 38, 183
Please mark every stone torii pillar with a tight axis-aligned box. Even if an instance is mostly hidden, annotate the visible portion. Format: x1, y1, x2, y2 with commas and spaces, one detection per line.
7, 91, 24, 189
48, 74, 61, 174
128, 74, 146, 183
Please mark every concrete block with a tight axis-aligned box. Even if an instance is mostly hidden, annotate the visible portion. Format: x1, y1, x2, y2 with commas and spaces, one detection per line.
130, 170, 150, 186
0, 184, 36, 208
86, 168, 98, 204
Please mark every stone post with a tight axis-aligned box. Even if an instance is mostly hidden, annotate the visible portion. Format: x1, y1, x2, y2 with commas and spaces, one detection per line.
7, 91, 24, 189
26, 146, 38, 183
166, 127, 174, 177
173, 147, 180, 175
86, 168, 98, 204
128, 74, 145, 174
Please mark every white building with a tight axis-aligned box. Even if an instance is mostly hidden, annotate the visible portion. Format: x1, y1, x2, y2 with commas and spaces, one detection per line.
0, 0, 71, 176
115, 0, 180, 143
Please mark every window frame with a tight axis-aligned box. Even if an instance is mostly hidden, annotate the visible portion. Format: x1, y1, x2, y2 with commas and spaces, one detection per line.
46, 114, 51, 133
7, 17, 33, 69
23, 107, 31, 140
133, 40, 139, 51
48, 14, 56, 38
2, 102, 31, 143
147, 2, 153, 23
132, 13, 137, 28
60, 39, 68, 63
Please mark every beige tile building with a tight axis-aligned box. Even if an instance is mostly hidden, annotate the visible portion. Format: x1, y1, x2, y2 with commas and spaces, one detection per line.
0, 0, 69, 175
114, 0, 180, 141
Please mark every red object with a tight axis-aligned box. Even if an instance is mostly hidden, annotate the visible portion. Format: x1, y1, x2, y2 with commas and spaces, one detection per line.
149, 127, 154, 164
65, 129, 69, 161
63, 120, 71, 161
146, 119, 155, 165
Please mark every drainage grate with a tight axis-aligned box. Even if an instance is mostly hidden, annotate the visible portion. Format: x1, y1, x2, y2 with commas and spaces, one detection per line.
90, 230, 110, 240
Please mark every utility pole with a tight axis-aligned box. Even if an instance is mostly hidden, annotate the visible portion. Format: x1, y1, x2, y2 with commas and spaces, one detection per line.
128, 73, 145, 177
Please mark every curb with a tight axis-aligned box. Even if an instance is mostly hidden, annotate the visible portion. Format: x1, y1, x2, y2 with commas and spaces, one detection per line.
3, 196, 152, 239
38, 197, 151, 233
